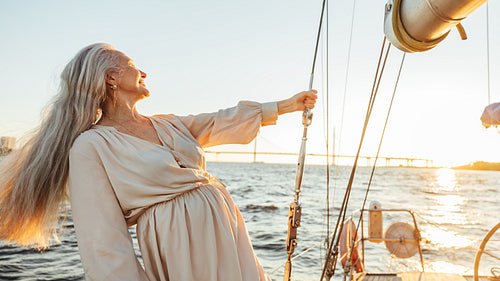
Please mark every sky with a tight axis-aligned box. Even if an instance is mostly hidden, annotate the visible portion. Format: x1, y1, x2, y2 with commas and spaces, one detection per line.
0, 0, 499, 166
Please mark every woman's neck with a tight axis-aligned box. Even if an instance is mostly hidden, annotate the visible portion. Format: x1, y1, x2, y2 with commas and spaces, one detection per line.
100, 99, 142, 124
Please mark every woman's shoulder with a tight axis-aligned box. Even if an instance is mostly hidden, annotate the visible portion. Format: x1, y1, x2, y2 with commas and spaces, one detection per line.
151, 113, 176, 121
70, 128, 106, 155
151, 114, 186, 127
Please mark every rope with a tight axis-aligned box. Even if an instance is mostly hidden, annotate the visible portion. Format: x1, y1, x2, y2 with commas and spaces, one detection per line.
350, 50, 405, 267
320, 37, 388, 281
319, 0, 335, 264
491, 267, 500, 278
320, 0, 331, 259
339, 43, 402, 278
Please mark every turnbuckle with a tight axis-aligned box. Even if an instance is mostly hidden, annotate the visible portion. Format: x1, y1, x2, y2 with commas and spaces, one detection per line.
284, 202, 302, 281
286, 201, 302, 253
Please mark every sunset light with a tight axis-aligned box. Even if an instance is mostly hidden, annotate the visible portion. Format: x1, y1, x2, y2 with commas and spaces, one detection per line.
2, 0, 500, 281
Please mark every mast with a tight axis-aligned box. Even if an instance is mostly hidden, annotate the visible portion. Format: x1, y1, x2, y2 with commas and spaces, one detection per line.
384, 0, 489, 53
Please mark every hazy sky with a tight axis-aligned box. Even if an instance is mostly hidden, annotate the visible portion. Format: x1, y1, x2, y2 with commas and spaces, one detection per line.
1, 0, 499, 165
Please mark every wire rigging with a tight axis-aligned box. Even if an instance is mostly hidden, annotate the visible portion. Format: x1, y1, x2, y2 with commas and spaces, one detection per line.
347, 51, 406, 277
284, 0, 409, 279
321, 0, 332, 258
358, 51, 406, 227
320, 37, 390, 281
325, 0, 357, 271
283, 0, 328, 280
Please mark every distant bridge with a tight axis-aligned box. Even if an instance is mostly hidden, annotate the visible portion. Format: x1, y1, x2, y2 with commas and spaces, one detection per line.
205, 151, 435, 168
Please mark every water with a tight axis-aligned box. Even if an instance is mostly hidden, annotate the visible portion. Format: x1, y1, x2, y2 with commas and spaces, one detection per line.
1, 162, 500, 280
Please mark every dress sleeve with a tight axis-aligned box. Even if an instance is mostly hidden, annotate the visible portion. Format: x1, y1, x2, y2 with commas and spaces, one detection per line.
175, 101, 278, 148
68, 137, 149, 281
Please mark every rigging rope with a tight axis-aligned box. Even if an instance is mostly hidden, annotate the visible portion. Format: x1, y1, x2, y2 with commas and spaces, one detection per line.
333, 0, 357, 237
319, 37, 389, 281
324, 0, 357, 269
346, 50, 406, 277
336, 41, 393, 279
320, 0, 332, 261
356, 50, 406, 229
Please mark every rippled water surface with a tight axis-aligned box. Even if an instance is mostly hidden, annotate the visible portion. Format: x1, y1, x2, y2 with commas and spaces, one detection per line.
1, 163, 499, 280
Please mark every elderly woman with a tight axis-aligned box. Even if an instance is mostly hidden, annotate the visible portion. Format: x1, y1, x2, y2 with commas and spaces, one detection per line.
0, 43, 317, 281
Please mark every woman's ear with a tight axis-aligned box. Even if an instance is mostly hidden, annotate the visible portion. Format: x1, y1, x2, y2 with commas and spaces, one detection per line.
105, 72, 118, 87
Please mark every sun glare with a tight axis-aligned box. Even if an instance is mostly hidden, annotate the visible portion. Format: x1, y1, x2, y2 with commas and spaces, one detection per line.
420, 225, 474, 249
426, 260, 471, 275
417, 167, 475, 254
425, 168, 469, 226
435, 168, 457, 191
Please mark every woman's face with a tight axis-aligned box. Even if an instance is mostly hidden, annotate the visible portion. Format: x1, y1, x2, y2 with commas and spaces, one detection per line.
114, 52, 149, 99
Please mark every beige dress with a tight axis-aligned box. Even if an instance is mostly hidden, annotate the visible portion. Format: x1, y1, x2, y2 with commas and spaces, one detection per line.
68, 101, 278, 281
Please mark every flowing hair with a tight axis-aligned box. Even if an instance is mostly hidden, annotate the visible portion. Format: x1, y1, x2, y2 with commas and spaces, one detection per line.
0, 43, 120, 249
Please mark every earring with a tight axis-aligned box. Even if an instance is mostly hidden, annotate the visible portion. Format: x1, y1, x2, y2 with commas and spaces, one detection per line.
111, 85, 117, 90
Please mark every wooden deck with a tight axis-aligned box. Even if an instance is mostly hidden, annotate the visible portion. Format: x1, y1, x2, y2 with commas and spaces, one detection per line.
354, 272, 494, 281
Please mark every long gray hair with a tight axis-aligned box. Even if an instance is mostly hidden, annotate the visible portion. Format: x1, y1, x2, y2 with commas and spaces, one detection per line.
0, 43, 120, 248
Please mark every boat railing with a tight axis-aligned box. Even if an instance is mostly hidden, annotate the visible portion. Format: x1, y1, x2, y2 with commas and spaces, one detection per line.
346, 207, 425, 276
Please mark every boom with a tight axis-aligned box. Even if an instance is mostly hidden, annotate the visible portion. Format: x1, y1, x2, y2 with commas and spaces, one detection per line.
384, 0, 488, 52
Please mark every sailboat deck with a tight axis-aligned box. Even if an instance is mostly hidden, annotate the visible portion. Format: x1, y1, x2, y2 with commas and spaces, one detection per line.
354, 272, 493, 281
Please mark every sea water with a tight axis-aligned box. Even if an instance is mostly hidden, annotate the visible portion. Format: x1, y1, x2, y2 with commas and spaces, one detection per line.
1, 162, 499, 281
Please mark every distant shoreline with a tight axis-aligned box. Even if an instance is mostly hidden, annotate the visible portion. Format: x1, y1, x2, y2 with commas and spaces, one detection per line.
2, 152, 498, 171
452, 161, 500, 171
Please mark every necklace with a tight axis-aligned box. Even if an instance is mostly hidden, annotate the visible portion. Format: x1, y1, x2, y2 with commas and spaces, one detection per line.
107, 115, 186, 168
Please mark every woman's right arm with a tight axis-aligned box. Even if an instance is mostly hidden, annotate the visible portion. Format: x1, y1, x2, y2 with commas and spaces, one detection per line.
173, 90, 317, 148
68, 137, 149, 281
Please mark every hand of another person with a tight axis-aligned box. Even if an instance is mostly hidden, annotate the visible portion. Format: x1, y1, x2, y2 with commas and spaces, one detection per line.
481, 102, 500, 128
277, 90, 318, 115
